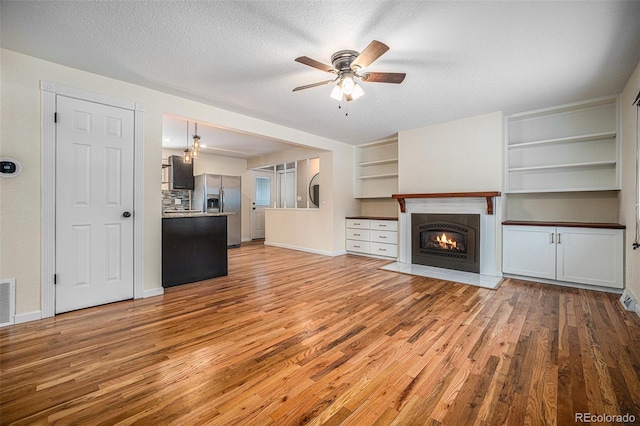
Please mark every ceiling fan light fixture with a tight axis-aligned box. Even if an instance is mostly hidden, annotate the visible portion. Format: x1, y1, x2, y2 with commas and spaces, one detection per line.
350, 83, 364, 100
341, 73, 356, 94
330, 75, 365, 102
330, 84, 343, 101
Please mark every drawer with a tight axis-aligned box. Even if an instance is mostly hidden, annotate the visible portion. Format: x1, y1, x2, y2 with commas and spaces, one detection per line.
370, 230, 397, 244
370, 242, 398, 258
370, 220, 398, 231
346, 219, 370, 229
346, 228, 370, 241
346, 239, 370, 253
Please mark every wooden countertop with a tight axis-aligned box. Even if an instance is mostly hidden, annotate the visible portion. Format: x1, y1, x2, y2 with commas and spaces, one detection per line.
502, 220, 625, 229
346, 216, 398, 221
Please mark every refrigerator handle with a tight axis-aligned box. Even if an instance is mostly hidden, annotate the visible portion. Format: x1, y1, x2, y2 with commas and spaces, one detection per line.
220, 186, 225, 212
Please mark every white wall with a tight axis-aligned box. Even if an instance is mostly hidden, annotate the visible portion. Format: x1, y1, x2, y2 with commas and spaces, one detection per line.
619, 59, 640, 304
398, 111, 503, 193
0, 49, 351, 316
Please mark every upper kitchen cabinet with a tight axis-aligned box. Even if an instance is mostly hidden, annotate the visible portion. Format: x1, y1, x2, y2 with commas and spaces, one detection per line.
354, 138, 398, 198
505, 95, 620, 193
163, 155, 194, 190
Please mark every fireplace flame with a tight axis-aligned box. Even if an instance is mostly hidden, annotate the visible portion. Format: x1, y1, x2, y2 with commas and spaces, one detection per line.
436, 233, 457, 249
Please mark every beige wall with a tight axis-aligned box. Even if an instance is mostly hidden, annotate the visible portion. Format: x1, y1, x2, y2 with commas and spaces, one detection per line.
619, 59, 640, 302
259, 147, 359, 255
398, 111, 503, 193
505, 191, 619, 222
360, 199, 398, 218
0, 49, 351, 317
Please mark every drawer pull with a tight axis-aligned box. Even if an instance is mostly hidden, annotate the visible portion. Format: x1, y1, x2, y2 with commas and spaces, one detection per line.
353, 222, 360, 226
379, 248, 387, 252
353, 245, 360, 248
354, 233, 360, 236
379, 224, 387, 227
379, 236, 387, 239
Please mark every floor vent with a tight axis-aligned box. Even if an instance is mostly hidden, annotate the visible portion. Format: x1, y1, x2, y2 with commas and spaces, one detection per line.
0, 279, 16, 327
620, 289, 638, 313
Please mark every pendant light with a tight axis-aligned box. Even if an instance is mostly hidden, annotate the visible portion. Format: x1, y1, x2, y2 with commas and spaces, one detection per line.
191, 122, 200, 159
183, 120, 192, 164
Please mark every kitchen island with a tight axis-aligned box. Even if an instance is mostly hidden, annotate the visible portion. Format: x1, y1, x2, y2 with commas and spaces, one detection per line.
162, 212, 229, 288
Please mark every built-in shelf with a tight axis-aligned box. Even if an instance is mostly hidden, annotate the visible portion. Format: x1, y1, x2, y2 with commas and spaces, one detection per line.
357, 158, 399, 167
505, 95, 620, 193
508, 160, 616, 173
508, 131, 617, 150
357, 173, 399, 180
354, 138, 398, 198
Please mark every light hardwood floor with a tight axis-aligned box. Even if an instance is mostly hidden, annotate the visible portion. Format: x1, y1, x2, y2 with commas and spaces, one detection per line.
2, 244, 640, 425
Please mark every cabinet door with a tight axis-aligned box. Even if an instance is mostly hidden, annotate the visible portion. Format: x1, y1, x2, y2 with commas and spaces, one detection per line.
503, 226, 556, 280
556, 227, 623, 288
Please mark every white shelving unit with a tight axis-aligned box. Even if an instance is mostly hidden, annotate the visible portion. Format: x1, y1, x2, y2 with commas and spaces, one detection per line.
354, 138, 398, 198
505, 96, 620, 193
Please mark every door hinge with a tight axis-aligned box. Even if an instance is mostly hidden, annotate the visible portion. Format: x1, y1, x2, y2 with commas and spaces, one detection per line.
54, 112, 57, 123
54, 274, 57, 285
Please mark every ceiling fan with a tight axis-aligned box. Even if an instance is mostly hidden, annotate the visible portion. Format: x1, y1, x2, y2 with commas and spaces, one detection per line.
293, 40, 406, 102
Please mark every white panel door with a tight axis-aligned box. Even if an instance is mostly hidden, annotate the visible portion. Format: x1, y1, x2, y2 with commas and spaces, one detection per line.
502, 225, 556, 280
55, 96, 135, 313
251, 170, 273, 240
556, 227, 624, 288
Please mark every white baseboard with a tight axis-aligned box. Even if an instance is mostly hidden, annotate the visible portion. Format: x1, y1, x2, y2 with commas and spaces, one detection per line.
15, 310, 42, 324
143, 287, 164, 298
264, 241, 342, 257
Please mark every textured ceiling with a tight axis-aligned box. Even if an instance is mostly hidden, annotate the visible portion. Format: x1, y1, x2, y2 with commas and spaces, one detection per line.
2, 0, 640, 149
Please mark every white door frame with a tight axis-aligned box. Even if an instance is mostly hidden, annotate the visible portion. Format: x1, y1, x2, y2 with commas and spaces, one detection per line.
251, 169, 274, 239
40, 81, 145, 318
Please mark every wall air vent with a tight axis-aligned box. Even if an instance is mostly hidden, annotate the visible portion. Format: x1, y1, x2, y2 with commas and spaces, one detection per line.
0, 279, 16, 327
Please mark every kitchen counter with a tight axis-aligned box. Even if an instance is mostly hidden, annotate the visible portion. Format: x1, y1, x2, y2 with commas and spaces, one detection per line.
162, 210, 235, 218
162, 215, 228, 288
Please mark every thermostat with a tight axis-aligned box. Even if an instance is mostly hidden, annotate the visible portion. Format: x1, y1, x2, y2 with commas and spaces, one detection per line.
0, 157, 22, 178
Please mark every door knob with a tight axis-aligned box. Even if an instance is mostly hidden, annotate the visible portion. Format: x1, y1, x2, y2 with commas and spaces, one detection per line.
122, 211, 132, 218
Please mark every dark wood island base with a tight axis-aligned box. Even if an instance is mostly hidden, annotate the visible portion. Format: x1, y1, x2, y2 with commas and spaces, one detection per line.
162, 215, 228, 288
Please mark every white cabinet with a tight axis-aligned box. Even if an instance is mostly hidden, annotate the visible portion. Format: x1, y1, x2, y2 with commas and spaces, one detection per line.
503, 226, 557, 280
503, 224, 624, 289
346, 218, 398, 259
354, 139, 398, 198
505, 96, 620, 193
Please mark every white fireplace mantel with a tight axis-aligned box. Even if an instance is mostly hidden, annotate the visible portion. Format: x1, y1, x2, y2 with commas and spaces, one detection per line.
393, 192, 502, 277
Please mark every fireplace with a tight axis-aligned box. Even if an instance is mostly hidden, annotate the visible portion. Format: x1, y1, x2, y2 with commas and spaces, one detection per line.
412, 213, 480, 273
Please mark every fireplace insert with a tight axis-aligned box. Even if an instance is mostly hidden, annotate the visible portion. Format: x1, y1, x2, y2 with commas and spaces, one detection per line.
411, 213, 480, 273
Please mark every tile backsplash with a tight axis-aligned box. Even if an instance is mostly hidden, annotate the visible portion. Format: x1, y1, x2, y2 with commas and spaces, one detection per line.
162, 189, 192, 212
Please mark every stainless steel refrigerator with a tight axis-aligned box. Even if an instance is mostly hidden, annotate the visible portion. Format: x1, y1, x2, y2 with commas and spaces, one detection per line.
193, 174, 241, 247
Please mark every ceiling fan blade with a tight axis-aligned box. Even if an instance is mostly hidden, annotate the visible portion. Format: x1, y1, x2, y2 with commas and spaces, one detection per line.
292, 79, 336, 92
351, 40, 390, 70
362, 72, 406, 84
295, 56, 337, 73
